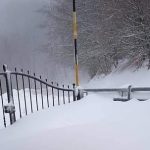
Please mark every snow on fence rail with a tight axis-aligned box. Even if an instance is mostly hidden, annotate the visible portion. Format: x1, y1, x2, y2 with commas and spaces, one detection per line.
0, 65, 76, 129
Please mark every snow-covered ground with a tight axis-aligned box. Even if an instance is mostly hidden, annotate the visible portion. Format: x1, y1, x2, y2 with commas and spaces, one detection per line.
0, 93, 150, 150
0, 68, 150, 150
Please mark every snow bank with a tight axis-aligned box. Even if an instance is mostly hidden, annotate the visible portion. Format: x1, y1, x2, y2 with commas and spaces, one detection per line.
0, 94, 150, 150
87, 67, 150, 88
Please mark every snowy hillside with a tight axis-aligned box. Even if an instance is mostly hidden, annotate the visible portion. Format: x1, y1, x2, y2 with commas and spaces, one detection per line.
0, 94, 150, 150
87, 67, 150, 88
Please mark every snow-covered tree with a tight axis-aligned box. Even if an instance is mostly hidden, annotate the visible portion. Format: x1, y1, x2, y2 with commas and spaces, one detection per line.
45, 0, 150, 77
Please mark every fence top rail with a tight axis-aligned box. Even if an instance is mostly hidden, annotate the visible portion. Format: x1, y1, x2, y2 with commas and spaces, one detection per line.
84, 88, 128, 92
11, 72, 74, 92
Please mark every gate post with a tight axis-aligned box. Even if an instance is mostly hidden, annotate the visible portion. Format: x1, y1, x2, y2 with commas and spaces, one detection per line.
3, 64, 16, 124
73, 83, 76, 101
73, 84, 84, 101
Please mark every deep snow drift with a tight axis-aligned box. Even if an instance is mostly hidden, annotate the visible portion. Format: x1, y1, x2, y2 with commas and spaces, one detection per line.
0, 93, 150, 150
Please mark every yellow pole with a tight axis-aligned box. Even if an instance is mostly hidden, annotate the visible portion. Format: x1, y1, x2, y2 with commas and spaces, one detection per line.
73, 0, 79, 86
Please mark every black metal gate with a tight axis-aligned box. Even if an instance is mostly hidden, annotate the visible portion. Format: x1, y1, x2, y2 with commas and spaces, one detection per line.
0, 65, 76, 129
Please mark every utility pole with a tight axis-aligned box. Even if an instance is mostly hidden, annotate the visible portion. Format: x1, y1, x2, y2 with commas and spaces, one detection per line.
73, 0, 79, 86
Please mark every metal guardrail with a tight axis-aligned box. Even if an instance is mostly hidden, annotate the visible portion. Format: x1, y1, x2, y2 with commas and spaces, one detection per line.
0, 65, 77, 129
84, 88, 128, 92
132, 87, 150, 92
84, 87, 150, 93
84, 86, 150, 102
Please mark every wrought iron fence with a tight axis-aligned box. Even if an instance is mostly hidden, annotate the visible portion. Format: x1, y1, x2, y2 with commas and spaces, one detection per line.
0, 65, 76, 129
2, 64, 149, 129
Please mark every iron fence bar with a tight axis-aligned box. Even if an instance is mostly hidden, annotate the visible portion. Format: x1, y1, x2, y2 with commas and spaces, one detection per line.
34, 73, 38, 111
62, 85, 65, 104
57, 83, 60, 106
68, 85, 70, 103
3, 65, 16, 124
40, 76, 44, 109
10, 75, 14, 104
27, 71, 33, 113
51, 82, 55, 107
0, 79, 6, 127
45, 79, 49, 108
15, 68, 22, 118
11, 72, 73, 92
21, 69, 27, 115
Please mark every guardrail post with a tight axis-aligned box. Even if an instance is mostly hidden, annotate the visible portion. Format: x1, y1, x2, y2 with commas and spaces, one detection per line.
3, 64, 16, 124
128, 85, 132, 100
